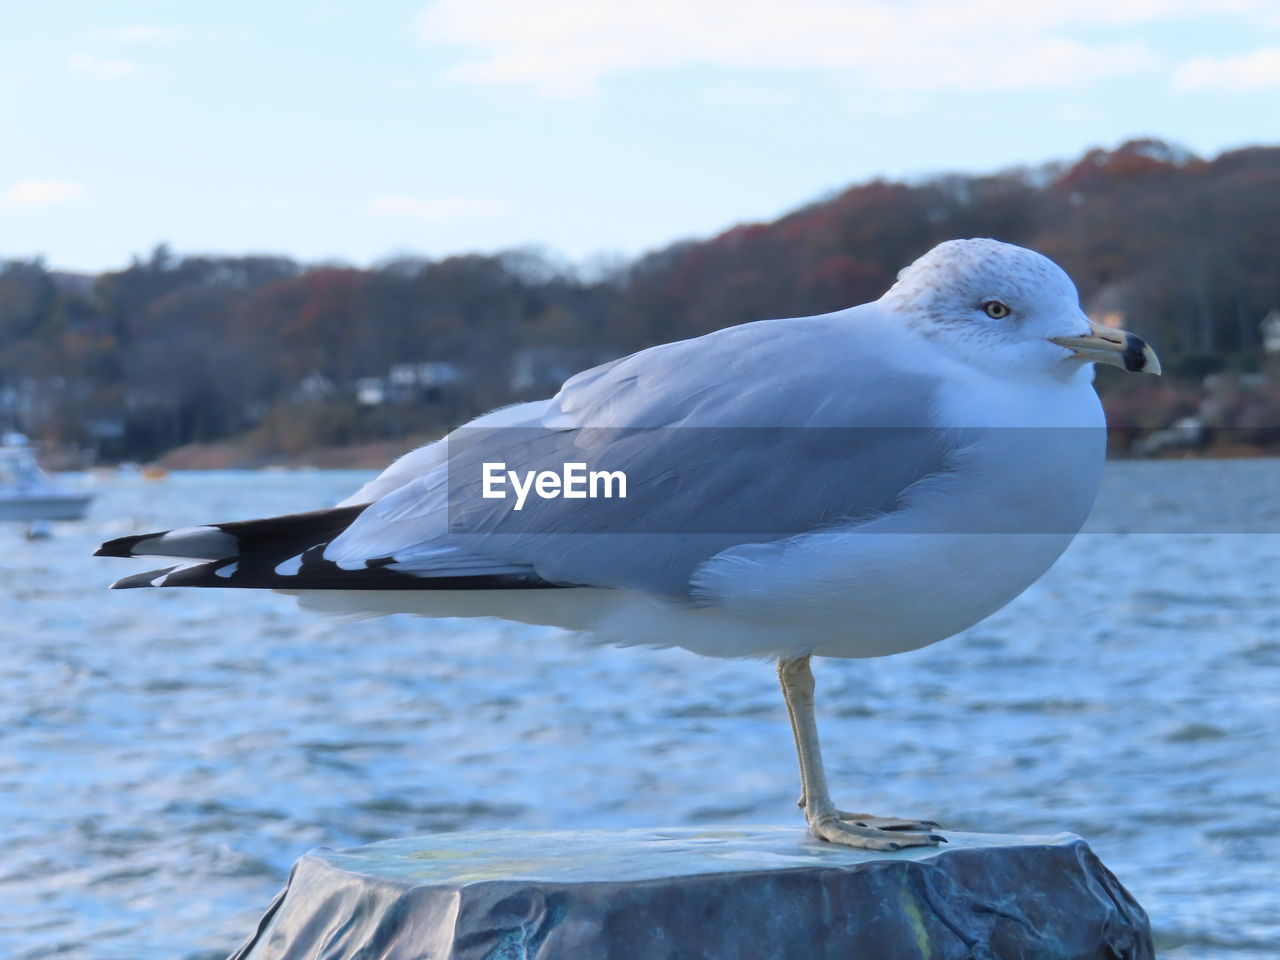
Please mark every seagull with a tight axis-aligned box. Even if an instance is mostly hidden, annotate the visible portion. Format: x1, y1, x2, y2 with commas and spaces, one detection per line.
96, 239, 1160, 851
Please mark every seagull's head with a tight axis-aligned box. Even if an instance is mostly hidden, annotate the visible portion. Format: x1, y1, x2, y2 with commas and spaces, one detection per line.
883, 238, 1160, 382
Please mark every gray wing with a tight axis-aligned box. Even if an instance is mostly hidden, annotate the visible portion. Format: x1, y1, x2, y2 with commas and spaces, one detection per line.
325, 307, 955, 598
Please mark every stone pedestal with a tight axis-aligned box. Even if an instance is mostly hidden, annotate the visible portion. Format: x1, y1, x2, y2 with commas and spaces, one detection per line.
229, 825, 1153, 960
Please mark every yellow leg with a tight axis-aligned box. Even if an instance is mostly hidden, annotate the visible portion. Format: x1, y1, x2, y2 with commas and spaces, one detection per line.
777, 655, 943, 851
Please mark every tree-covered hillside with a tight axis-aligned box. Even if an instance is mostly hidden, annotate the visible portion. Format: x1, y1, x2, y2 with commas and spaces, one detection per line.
3, 139, 1278, 463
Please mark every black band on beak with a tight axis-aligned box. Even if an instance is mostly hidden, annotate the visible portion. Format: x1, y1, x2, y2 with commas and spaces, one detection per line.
1122, 333, 1151, 373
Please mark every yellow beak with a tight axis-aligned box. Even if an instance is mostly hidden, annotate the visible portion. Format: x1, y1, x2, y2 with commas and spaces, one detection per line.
1049, 319, 1161, 375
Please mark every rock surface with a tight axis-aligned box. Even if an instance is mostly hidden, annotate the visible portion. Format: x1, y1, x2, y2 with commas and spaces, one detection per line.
229, 825, 1153, 960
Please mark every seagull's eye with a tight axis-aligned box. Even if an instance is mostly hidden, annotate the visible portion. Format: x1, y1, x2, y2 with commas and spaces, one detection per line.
983, 300, 1011, 319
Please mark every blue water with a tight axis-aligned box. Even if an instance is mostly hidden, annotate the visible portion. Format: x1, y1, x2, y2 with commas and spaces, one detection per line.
1, 464, 1277, 959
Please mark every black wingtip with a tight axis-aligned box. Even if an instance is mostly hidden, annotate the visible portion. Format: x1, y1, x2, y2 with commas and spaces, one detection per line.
109, 567, 175, 589
95, 533, 153, 558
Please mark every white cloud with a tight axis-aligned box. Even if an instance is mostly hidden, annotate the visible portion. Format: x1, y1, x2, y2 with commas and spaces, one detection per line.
1052, 102, 1100, 122
94, 24, 189, 44
417, 0, 1275, 97
65, 52, 144, 81
364, 194, 512, 221
1174, 47, 1280, 91
700, 83, 793, 107
1, 179, 89, 210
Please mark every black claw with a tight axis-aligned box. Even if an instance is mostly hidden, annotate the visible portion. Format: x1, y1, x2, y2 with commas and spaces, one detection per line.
929, 834, 947, 843
886, 841, 901, 851
853, 821, 868, 827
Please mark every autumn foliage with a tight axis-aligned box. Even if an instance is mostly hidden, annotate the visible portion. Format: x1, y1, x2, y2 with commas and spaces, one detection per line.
2, 139, 1279, 462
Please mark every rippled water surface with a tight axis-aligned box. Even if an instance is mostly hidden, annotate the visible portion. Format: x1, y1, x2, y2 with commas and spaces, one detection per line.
2, 463, 1278, 959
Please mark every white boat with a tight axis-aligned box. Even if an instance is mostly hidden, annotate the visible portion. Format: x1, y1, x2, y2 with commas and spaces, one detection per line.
0, 433, 94, 522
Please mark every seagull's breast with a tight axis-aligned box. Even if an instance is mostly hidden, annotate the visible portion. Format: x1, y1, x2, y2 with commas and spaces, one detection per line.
675, 367, 1108, 660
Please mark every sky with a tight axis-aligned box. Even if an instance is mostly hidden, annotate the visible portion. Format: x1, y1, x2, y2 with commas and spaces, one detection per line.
1, 0, 1278, 274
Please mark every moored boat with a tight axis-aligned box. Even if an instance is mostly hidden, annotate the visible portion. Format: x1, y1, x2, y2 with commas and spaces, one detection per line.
0, 433, 94, 522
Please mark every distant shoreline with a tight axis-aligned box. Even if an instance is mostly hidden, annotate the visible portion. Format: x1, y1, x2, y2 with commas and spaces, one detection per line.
150, 436, 432, 471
